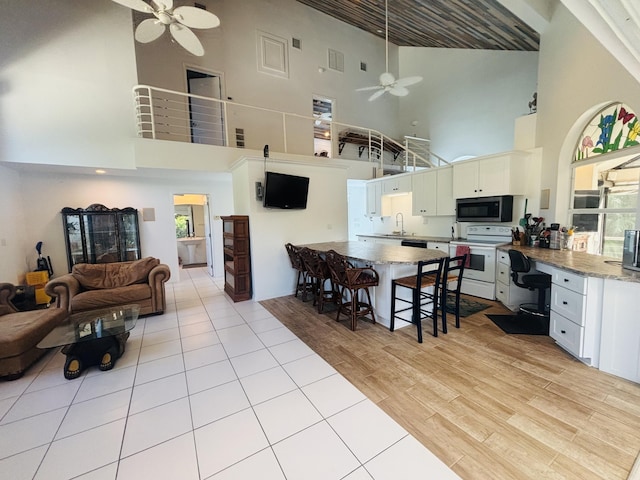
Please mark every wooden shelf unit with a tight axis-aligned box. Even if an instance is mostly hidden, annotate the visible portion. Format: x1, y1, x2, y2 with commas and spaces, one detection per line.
221, 215, 252, 302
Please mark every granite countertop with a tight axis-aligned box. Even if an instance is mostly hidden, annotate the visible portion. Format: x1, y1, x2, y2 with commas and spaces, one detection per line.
356, 234, 455, 243
500, 244, 640, 284
300, 241, 447, 265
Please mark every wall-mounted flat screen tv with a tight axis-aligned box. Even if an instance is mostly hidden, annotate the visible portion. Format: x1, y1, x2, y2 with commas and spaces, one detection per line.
262, 171, 309, 209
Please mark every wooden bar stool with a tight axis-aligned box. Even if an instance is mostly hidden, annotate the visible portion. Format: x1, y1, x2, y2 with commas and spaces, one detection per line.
298, 247, 338, 313
440, 254, 468, 333
390, 257, 446, 343
325, 250, 379, 331
284, 243, 312, 301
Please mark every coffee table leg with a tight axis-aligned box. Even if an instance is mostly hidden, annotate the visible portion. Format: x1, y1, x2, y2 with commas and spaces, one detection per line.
61, 335, 128, 379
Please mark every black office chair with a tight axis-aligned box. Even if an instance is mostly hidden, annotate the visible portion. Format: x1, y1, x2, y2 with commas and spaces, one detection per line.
507, 249, 551, 316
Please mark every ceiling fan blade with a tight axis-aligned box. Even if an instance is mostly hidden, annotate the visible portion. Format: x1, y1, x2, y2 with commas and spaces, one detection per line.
395, 76, 423, 88
111, 0, 152, 13
169, 23, 204, 56
368, 89, 386, 101
151, 0, 173, 10
135, 18, 165, 43
173, 6, 220, 29
356, 85, 382, 92
389, 86, 409, 97
379, 72, 395, 86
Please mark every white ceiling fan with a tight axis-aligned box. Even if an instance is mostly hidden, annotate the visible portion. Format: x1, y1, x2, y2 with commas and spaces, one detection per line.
357, 0, 422, 101
111, 0, 220, 57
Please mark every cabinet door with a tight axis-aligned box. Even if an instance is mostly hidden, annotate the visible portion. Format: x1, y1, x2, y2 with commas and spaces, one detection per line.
118, 212, 141, 262
382, 175, 411, 194
436, 168, 455, 215
452, 161, 479, 198
85, 214, 117, 264
366, 182, 382, 216
412, 171, 436, 216
477, 156, 508, 196
63, 213, 87, 269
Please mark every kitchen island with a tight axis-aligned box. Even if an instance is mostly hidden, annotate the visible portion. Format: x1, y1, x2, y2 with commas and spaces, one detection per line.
499, 244, 640, 383
302, 241, 447, 328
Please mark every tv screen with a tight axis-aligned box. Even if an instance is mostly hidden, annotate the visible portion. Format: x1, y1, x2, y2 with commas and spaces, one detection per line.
262, 171, 309, 209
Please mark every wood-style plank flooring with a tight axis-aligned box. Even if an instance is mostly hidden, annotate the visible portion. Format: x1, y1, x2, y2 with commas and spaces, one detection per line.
260, 294, 640, 479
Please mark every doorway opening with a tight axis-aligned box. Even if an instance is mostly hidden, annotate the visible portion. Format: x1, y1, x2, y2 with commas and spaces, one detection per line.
186, 68, 225, 146
174, 193, 214, 276
313, 95, 333, 157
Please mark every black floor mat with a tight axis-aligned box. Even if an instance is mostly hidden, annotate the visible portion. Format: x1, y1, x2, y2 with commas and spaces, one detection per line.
486, 313, 549, 335
445, 295, 490, 317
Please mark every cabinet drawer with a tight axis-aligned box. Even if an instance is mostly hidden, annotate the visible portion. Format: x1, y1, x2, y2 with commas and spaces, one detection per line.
496, 262, 511, 285
550, 312, 584, 357
551, 285, 585, 325
552, 269, 587, 294
496, 280, 509, 305
427, 242, 448, 251
497, 250, 510, 265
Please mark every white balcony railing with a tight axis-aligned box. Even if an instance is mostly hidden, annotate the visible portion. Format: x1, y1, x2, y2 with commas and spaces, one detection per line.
133, 85, 445, 171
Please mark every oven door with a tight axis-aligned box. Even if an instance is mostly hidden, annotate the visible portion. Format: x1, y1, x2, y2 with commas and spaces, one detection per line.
449, 244, 496, 283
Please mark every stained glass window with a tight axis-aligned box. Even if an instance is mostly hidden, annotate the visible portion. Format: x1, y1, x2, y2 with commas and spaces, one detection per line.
574, 102, 639, 162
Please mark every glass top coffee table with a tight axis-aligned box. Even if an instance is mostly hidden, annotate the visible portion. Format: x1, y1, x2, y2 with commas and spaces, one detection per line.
38, 304, 140, 379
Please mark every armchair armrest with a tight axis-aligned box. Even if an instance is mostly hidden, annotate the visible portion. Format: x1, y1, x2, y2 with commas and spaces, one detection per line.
45, 274, 80, 312
346, 266, 379, 286
0, 283, 18, 313
148, 264, 171, 314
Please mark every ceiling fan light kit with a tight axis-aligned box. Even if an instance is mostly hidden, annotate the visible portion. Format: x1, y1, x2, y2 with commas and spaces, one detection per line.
112, 0, 220, 56
356, 0, 422, 101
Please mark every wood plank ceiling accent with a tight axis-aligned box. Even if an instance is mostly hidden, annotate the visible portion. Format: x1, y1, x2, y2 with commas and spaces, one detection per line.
295, 0, 540, 51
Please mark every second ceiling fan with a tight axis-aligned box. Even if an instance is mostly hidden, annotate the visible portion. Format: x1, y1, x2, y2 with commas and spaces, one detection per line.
357, 0, 422, 101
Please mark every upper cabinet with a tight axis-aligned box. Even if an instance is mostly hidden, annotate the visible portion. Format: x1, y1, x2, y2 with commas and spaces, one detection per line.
452, 151, 530, 199
61, 204, 141, 272
366, 181, 383, 217
381, 174, 412, 195
412, 167, 454, 216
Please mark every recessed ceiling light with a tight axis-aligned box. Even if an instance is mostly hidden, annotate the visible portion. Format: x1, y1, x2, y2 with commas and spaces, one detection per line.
95, 169, 106, 174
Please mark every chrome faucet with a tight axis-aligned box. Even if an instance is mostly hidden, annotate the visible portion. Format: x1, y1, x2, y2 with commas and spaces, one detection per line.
395, 212, 405, 235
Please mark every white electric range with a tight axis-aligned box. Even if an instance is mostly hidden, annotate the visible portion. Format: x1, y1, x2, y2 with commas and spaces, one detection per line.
449, 225, 513, 300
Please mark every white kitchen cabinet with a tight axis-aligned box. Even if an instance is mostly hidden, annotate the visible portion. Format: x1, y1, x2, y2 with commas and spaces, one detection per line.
452, 151, 529, 199
548, 267, 602, 366
427, 241, 448, 252
599, 279, 640, 383
412, 170, 437, 216
495, 250, 537, 311
412, 167, 454, 216
382, 174, 412, 195
366, 181, 384, 217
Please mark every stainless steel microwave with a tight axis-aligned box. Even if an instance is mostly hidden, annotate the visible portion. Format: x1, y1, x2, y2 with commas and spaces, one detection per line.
456, 195, 513, 222
622, 230, 640, 271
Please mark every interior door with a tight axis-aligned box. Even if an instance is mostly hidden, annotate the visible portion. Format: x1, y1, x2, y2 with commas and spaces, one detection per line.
187, 70, 224, 146
203, 195, 214, 277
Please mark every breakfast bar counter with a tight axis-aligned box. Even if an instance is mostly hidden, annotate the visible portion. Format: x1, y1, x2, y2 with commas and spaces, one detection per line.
301, 241, 447, 265
301, 241, 447, 328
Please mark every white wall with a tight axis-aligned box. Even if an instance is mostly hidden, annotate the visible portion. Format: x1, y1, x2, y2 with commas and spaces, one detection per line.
398, 48, 539, 162
7, 170, 233, 283
535, 3, 640, 222
231, 157, 348, 300
0, 0, 138, 169
134, 0, 401, 139
0, 165, 29, 284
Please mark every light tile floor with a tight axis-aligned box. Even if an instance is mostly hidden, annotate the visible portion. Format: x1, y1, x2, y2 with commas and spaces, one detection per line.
0, 268, 461, 480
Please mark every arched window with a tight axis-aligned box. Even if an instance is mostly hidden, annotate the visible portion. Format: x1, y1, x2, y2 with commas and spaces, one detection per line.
570, 102, 640, 258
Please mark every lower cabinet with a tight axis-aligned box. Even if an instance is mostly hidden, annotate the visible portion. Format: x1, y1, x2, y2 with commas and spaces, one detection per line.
427, 241, 448, 253
599, 279, 640, 383
548, 267, 602, 366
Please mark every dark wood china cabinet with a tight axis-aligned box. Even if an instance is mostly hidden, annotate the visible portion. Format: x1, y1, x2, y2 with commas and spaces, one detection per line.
221, 215, 252, 302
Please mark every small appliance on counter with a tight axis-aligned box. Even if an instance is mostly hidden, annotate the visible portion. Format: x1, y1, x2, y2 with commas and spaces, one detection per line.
622, 230, 640, 271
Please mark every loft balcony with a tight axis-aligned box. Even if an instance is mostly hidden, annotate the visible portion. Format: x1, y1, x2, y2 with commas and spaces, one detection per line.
132, 85, 448, 175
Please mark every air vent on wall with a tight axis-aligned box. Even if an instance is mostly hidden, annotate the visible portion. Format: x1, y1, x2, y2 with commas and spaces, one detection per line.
328, 49, 344, 72
360, 61, 367, 72
292, 37, 301, 50
235, 128, 245, 148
